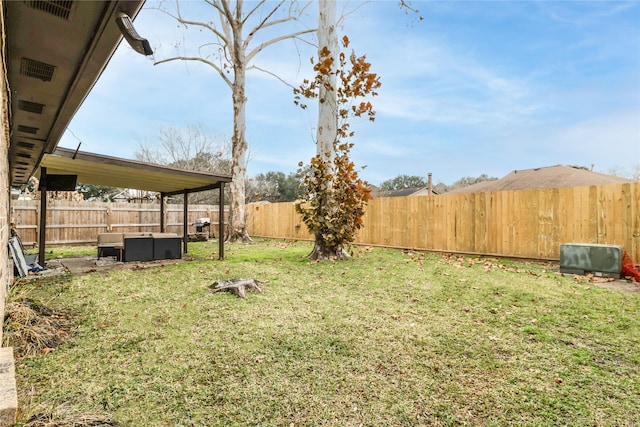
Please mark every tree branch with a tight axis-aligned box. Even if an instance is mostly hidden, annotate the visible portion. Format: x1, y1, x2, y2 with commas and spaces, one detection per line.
244, 1, 314, 49
154, 56, 233, 87
246, 28, 316, 63
248, 65, 297, 89
245, 0, 285, 38
242, 0, 270, 26
171, 0, 230, 45
204, 0, 224, 15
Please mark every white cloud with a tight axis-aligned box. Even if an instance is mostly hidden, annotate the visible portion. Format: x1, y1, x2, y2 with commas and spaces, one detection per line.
545, 111, 640, 159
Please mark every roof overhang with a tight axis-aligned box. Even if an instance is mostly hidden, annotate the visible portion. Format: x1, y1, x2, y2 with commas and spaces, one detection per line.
40, 148, 232, 196
4, 0, 146, 185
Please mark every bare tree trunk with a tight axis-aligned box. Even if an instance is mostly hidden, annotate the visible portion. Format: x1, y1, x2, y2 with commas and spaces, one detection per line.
309, 0, 345, 260
227, 5, 252, 243
228, 79, 252, 242
308, 236, 349, 261
316, 0, 338, 163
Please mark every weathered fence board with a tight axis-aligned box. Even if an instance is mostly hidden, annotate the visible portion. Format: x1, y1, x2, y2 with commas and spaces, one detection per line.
245, 183, 640, 262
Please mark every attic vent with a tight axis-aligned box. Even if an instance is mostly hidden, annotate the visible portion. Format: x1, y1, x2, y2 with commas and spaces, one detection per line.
17, 141, 36, 149
16, 161, 30, 166
20, 58, 56, 81
24, 1, 73, 20
17, 153, 32, 159
18, 100, 45, 114
17, 125, 39, 134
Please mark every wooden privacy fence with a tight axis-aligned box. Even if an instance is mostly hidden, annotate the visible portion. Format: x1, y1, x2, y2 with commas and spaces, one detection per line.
11, 200, 228, 247
246, 183, 640, 262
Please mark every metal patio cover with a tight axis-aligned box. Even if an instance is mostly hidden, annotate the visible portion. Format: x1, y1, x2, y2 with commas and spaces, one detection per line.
40, 147, 232, 196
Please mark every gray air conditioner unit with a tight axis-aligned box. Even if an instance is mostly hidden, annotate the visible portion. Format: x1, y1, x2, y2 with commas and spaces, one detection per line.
559, 243, 623, 278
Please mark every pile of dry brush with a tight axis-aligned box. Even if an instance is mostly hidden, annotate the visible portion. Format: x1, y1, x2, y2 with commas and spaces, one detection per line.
4, 290, 118, 426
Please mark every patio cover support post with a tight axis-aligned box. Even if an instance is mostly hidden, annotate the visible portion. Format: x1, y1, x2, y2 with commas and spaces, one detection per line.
218, 182, 225, 259
183, 190, 188, 254
38, 167, 47, 266
160, 192, 166, 232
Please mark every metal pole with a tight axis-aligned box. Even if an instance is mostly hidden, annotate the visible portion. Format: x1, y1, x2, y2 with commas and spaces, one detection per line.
160, 192, 165, 232
218, 182, 225, 260
38, 167, 47, 266
183, 190, 188, 254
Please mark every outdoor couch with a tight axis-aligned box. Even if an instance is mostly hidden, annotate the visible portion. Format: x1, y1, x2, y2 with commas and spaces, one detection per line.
97, 232, 126, 260
97, 232, 181, 262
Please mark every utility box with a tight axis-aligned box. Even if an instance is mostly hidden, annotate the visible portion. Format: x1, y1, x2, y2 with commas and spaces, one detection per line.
559, 243, 623, 278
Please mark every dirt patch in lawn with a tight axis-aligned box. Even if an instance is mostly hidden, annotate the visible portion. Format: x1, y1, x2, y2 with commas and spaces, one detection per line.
562, 272, 640, 293
41, 256, 184, 276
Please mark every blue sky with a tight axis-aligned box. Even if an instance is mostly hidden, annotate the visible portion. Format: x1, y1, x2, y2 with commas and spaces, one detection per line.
58, 1, 640, 186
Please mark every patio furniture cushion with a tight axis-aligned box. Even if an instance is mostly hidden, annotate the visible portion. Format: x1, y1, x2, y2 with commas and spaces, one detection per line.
97, 233, 124, 260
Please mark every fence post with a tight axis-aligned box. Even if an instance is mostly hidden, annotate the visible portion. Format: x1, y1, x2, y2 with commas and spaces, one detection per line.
106, 206, 112, 232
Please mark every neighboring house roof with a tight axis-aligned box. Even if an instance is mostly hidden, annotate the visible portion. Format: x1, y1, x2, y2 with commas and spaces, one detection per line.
372, 186, 439, 198
411, 187, 440, 196
447, 165, 633, 194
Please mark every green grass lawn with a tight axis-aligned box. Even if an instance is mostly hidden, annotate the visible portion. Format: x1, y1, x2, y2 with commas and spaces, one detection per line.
6, 239, 640, 426
24, 244, 97, 260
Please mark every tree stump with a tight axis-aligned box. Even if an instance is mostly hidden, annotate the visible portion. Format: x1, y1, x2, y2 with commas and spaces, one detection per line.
209, 278, 264, 299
